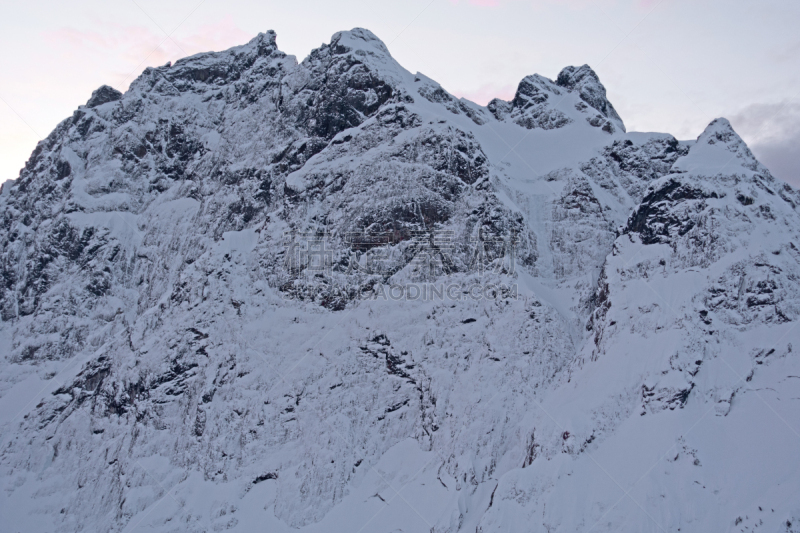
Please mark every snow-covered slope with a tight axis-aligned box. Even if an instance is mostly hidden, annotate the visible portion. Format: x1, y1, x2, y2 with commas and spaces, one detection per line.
1, 28, 799, 533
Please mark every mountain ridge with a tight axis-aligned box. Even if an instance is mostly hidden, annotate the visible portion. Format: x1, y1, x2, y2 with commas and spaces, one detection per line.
1, 27, 799, 533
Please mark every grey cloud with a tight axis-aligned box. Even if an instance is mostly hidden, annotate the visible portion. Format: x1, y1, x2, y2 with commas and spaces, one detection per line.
749, 138, 800, 189
730, 101, 800, 188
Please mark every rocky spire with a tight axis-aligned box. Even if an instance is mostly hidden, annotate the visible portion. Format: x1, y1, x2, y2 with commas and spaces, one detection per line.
85, 85, 122, 108
556, 64, 625, 130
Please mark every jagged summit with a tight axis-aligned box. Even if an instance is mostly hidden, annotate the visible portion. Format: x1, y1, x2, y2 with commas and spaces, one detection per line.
695, 117, 761, 162
179, 29, 281, 63
2, 26, 799, 533
329, 27, 393, 57
697, 117, 747, 148
485, 63, 625, 134
555, 64, 622, 125
673, 116, 768, 176
85, 85, 122, 108
125, 29, 286, 96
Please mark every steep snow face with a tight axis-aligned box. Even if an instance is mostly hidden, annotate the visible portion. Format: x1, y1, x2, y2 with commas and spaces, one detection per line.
479, 118, 800, 533
1, 28, 799, 533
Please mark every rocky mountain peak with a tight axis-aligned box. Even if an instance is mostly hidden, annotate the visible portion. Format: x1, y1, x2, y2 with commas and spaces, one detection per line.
329, 27, 392, 57
555, 64, 600, 90
672, 117, 766, 177
85, 85, 122, 108
222, 29, 279, 58
696, 117, 751, 152
1, 27, 799, 533
305, 28, 411, 91
556, 64, 624, 130
125, 29, 284, 96
511, 74, 561, 108
486, 65, 625, 134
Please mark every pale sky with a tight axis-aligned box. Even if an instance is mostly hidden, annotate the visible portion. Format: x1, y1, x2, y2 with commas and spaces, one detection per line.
1, 0, 798, 186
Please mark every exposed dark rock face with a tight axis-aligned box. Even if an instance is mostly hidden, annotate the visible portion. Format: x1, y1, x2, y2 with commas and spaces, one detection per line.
86, 85, 122, 108
625, 178, 720, 245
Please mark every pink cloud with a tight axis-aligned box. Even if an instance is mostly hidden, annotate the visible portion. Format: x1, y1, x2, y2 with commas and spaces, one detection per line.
448, 0, 502, 7
534, 0, 615, 9
44, 27, 113, 48
42, 16, 252, 89
445, 0, 668, 11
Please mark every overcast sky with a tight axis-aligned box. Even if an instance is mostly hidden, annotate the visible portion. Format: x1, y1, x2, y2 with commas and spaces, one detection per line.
1, 0, 798, 187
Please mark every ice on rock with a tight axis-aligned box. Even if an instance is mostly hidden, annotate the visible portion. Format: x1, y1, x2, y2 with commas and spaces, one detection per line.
1, 27, 800, 533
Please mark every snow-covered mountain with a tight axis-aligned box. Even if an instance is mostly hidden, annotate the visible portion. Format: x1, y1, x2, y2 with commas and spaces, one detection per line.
1, 28, 799, 533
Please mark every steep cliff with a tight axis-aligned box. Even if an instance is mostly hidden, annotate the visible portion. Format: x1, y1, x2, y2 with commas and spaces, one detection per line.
1, 28, 799, 533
